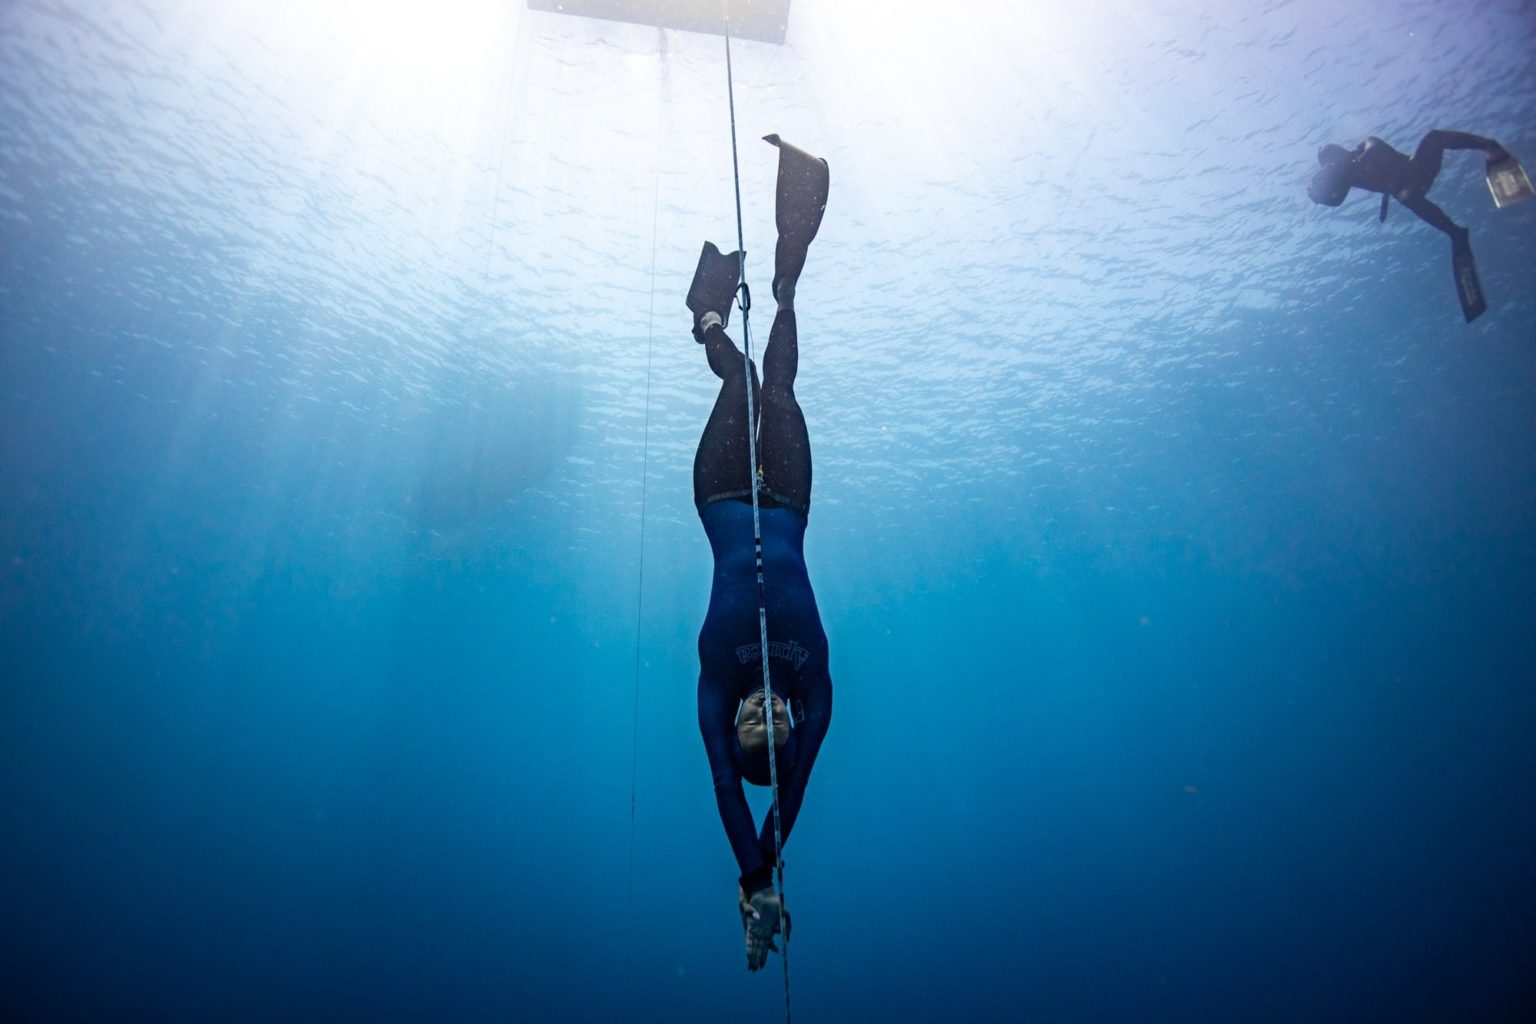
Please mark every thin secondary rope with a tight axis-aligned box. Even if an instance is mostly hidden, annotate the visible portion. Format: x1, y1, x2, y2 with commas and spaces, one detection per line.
624, 25, 669, 1023
484, 8, 525, 287
723, 15, 792, 1024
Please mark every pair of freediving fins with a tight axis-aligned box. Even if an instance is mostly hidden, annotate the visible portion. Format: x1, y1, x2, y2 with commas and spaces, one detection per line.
686, 134, 829, 339
1445, 153, 1531, 323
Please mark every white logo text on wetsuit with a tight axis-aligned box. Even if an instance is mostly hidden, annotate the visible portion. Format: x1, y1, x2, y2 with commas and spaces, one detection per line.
734, 640, 810, 670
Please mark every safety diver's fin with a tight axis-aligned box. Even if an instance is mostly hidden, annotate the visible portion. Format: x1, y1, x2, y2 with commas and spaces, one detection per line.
763, 134, 829, 301
1452, 232, 1487, 323
1486, 155, 1534, 209
1378, 193, 1390, 223
686, 241, 742, 342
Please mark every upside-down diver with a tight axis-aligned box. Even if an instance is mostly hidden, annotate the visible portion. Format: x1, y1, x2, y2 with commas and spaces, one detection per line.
687, 135, 831, 973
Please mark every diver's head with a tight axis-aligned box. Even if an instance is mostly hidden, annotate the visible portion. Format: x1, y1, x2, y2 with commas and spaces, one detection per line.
1317, 143, 1350, 167
1308, 147, 1352, 206
733, 689, 794, 787
737, 689, 789, 755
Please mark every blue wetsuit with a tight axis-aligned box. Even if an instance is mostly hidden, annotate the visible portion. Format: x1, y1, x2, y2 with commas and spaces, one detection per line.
697, 499, 833, 895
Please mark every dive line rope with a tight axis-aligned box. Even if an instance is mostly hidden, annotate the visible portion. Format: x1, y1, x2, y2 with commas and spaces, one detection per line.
723, 14, 793, 1023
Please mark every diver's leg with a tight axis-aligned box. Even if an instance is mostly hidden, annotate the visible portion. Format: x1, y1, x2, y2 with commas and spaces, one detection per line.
1408, 129, 1503, 193
1400, 193, 1482, 320
1400, 195, 1464, 240
1417, 129, 1500, 155
694, 322, 760, 508
765, 136, 829, 306
756, 307, 811, 513
755, 136, 826, 513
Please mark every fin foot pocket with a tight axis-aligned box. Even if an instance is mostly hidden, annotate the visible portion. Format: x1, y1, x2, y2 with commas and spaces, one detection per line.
687, 241, 743, 341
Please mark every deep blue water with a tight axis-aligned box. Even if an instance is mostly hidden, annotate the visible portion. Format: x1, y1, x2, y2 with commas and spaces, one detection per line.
3, 1, 1534, 1021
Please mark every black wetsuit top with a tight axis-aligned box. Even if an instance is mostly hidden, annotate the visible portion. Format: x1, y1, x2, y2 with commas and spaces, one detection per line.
697, 499, 832, 893
1344, 133, 1499, 206
1351, 137, 1415, 195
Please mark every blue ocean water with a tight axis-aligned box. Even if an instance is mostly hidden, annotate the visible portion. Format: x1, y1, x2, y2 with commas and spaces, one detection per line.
2, 0, 1534, 1020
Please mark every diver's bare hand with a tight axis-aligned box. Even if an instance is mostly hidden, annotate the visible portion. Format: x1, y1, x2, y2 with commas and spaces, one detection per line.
740, 888, 785, 972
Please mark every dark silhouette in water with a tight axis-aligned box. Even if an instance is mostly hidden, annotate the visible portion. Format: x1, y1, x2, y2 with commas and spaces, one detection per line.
688, 136, 831, 972
1307, 130, 1522, 322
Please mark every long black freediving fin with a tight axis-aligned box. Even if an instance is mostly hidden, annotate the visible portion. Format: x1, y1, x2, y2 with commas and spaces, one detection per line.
1452, 234, 1487, 323
1486, 155, 1534, 209
763, 134, 829, 300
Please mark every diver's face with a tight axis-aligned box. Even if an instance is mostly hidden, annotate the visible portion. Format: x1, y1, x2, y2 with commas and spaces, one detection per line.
737, 691, 789, 754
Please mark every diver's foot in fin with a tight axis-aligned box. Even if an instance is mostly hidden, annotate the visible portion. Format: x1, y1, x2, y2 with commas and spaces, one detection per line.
687, 241, 742, 342
1451, 230, 1487, 323
1486, 152, 1534, 209
763, 134, 829, 302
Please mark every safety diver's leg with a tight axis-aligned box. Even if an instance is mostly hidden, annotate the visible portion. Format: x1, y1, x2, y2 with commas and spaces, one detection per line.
1400, 194, 1465, 240
756, 306, 811, 513
1407, 129, 1504, 194
1398, 193, 1484, 321
693, 322, 761, 508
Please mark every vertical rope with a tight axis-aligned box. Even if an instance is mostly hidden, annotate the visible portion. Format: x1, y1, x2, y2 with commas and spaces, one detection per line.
625, 24, 668, 1024
484, 7, 525, 288
723, 11, 792, 1023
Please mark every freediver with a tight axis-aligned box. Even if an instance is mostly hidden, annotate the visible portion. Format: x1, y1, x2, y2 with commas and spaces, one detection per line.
1307, 129, 1530, 322
687, 135, 831, 973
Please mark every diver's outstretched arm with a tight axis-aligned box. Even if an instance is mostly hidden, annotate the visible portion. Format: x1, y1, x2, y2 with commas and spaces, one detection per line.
753, 674, 831, 874
699, 671, 776, 891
